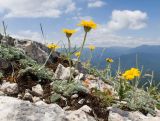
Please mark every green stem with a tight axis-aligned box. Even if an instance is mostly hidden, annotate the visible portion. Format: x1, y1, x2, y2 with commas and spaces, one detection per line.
67, 37, 72, 82
76, 32, 88, 69
67, 37, 71, 54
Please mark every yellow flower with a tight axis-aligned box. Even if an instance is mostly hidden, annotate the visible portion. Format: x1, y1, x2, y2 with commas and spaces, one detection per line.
47, 43, 60, 50
63, 29, 76, 38
122, 68, 141, 80
75, 51, 81, 57
88, 45, 95, 51
106, 58, 113, 63
78, 20, 97, 32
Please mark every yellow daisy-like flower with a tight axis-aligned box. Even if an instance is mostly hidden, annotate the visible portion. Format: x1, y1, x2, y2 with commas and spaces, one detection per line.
78, 20, 97, 32
63, 29, 76, 38
88, 45, 96, 51
75, 51, 81, 58
47, 43, 60, 50
106, 58, 113, 63
122, 68, 141, 80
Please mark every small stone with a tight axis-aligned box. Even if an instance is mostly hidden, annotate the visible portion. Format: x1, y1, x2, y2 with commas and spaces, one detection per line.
79, 105, 92, 113
156, 108, 160, 117
63, 106, 70, 111
75, 73, 84, 81
0, 91, 5, 96
120, 101, 127, 105
23, 90, 33, 101
35, 101, 47, 106
32, 84, 43, 96
33, 96, 41, 103
54, 64, 71, 80
0, 81, 18, 95
78, 99, 85, 105
86, 75, 96, 80
73, 69, 79, 76
71, 94, 78, 99
17, 93, 23, 99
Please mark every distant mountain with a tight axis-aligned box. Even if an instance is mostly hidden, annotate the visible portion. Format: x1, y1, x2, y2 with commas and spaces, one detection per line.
81, 45, 160, 82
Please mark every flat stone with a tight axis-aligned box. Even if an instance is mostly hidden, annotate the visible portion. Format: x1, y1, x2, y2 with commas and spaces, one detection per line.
0, 81, 18, 95
32, 84, 43, 96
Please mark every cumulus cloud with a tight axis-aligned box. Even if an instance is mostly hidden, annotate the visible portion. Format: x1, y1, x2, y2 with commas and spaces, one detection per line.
70, 23, 160, 47
88, 0, 106, 8
11, 30, 43, 42
107, 10, 148, 31
0, 0, 76, 18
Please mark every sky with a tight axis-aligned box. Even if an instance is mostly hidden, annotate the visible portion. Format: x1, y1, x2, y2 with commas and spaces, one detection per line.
0, 0, 160, 47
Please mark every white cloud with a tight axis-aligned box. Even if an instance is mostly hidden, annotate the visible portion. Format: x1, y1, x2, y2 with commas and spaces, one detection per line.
88, 0, 106, 8
70, 23, 160, 47
107, 10, 148, 31
0, 0, 76, 18
11, 30, 43, 42
65, 2, 76, 13
72, 15, 93, 21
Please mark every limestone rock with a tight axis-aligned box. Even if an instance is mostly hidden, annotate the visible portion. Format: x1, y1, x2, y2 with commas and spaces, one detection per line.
71, 94, 78, 99
0, 96, 66, 121
0, 81, 18, 95
55, 64, 71, 80
23, 89, 33, 101
66, 108, 96, 121
33, 96, 41, 103
108, 108, 160, 121
32, 84, 43, 96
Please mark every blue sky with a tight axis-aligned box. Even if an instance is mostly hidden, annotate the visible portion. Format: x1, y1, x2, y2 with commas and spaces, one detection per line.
0, 0, 160, 47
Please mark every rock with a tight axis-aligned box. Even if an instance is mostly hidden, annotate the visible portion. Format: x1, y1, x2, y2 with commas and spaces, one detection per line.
17, 93, 23, 99
0, 91, 5, 96
0, 96, 66, 121
0, 35, 60, 64
79, 105, 92, 113
63, 106, 70, 111
33, 96, 41, 103
24, 41, 48, 63
83, 78, 116, 96
0, 81, 18, 95
86, 75, 96, 80
108, 108, 160, 121
74, 69, 79, 76
55, 64, 71, 80
156, 108, 160, 117
66, 108, 96, 121
35, 100, 47, 106
23, 89, 33, 101
76, 61, 88, 74
0, 96, 96, 121
32, 84, 43, 96
78, 99, 85, 105
75, 73, 84, 82
71, 94, 78, 99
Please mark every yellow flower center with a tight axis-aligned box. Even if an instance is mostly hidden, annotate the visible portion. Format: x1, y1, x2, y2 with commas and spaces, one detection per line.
63, 29, 76, 38
75, 51, 81, 57
47, 44, 60, 50
88, 45, 96, 51
78, 20, 97, 32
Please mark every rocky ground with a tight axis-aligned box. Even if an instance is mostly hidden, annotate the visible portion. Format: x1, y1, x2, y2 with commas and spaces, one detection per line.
0, 34, 160, 121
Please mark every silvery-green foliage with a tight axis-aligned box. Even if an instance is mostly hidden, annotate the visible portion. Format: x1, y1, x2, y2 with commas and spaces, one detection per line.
0, 44, 25, 60
52, 80, 88, 96
50, 93, 61, 103
124, 89, 157, 115
18, 65, 54, 82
